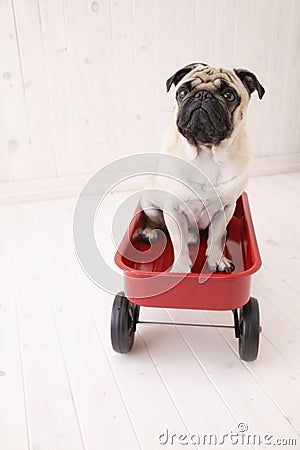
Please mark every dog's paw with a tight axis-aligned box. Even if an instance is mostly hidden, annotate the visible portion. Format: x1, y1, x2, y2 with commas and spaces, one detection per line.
208, 254, 235, 273
132, 227, 159, 244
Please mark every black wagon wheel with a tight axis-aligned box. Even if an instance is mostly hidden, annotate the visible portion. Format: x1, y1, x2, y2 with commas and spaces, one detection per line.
111, 291, 140, 354
239, 297, 260, 362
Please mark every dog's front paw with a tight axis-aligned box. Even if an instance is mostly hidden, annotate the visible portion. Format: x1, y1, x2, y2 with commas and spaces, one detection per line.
207, 253, 235, 273
132, 227, 159, 244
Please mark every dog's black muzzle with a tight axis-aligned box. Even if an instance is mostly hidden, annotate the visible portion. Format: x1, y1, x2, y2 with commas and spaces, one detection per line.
177, 90, 232, 146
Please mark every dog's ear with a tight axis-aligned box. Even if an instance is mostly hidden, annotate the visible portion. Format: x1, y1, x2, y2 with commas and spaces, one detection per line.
234, 69, 265, 99
166, 62, 207, 92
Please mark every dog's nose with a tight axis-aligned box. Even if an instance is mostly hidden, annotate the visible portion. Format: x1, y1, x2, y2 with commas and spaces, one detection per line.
195, 90, 213, 100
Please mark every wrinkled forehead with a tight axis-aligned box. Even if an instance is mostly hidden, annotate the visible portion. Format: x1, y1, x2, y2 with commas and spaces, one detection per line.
182, 65, 240, 89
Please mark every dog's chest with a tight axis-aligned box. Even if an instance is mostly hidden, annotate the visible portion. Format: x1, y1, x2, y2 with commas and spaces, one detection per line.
183, 150, 238, 199
170, 150, 243, 227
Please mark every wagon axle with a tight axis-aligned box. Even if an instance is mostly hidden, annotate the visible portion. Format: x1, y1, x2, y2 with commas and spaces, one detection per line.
137, 320, 236, 330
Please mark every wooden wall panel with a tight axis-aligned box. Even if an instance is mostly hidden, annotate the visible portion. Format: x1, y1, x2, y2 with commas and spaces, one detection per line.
11, 0, 57, 178
0, 0, 299, 185
0, 0, 32, 180
39, 0, 75, 176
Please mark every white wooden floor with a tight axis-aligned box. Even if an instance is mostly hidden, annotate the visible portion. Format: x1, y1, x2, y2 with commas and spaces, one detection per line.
0, 172, 300, 450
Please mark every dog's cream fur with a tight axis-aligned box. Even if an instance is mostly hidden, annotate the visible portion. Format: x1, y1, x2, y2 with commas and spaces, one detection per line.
140, 65, 262, 273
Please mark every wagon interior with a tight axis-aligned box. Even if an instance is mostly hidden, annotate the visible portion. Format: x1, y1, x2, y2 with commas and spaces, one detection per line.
119, 195, 255, 275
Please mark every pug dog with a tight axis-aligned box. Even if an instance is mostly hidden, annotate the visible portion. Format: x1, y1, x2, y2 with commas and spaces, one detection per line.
138, 63, 265, 273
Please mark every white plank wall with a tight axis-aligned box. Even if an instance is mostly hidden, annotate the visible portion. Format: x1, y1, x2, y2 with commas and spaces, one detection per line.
0, 0, 300, 190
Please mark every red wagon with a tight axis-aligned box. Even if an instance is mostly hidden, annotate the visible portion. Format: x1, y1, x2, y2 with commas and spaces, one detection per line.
111, 192, 262, 361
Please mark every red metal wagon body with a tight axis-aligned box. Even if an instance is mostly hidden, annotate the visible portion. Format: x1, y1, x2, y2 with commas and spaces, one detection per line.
115, 192, 261, 309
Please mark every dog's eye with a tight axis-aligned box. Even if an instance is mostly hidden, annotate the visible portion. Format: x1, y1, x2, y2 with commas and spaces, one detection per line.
223, 90, 236, 102
177, 88, 188, 100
